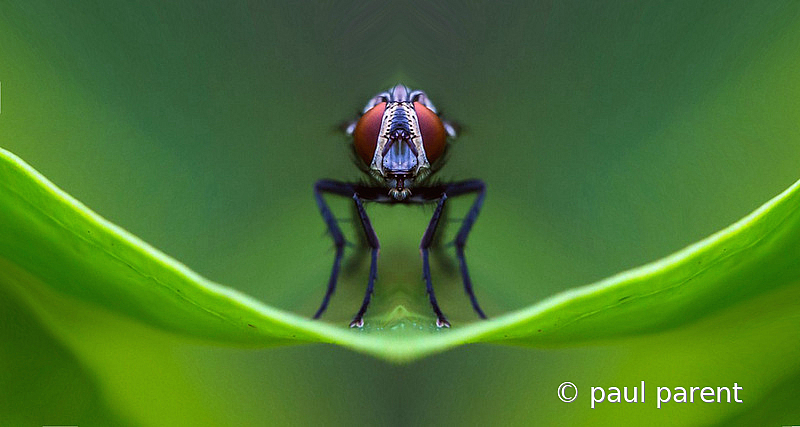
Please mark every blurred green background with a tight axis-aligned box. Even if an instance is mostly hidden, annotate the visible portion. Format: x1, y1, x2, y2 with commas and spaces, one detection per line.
1, 1, 799, 425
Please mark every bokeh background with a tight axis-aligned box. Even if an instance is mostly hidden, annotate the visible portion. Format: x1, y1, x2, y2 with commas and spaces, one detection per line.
1, 1, 800, 425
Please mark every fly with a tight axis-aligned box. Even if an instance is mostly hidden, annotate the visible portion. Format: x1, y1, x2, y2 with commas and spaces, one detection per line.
313, 84, 487, 328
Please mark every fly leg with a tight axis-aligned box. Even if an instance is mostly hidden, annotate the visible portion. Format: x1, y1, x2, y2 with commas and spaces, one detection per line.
349, 194, 380, 327
313, 180, 380, 327
420, 194, 451, 327
419, 179, 487, 326
312, 180, 352, 319
447, 180, 488, 319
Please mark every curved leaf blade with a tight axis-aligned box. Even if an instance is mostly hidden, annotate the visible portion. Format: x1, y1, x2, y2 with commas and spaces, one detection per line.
1, 147, 798, 362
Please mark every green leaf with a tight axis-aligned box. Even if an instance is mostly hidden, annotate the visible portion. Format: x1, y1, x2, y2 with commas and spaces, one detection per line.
1, 147, 799, 363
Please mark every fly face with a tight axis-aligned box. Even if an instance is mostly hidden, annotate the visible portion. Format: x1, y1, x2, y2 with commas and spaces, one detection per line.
314, 84, 485, 328
350, 85, 454, 200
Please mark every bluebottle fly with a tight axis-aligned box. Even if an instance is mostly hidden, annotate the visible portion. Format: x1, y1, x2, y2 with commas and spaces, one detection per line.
313, 84, 486, 328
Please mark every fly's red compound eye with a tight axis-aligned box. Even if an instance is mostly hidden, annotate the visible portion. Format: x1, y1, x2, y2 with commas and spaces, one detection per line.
413, 102, 446, 164
353, 102, 386, 165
